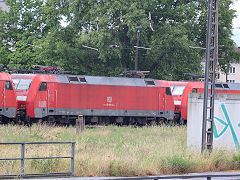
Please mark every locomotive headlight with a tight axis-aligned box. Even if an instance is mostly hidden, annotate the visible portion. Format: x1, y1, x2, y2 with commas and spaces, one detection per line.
20, 104, 25, 108
17, 96, 27, 101
175, 107, 180, 111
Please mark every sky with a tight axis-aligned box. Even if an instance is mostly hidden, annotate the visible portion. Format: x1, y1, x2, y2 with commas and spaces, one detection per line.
232, 0, 240, 46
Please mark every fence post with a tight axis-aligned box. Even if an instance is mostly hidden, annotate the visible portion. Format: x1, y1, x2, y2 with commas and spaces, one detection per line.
76, 115, 85, 134
21, 143, 25, 175
71, 142, 75, 176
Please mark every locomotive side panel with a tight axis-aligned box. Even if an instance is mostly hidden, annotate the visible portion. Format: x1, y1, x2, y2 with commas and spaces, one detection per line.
55, 83, 164, 117
22, 74, 176, 123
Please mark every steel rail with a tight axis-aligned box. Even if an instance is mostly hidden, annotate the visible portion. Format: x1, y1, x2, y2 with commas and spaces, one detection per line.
105, 173, 240, 180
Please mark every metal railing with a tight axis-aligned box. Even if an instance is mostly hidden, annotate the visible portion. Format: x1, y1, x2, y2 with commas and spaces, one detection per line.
0, 141, 75, 178
105, 173, 240, 180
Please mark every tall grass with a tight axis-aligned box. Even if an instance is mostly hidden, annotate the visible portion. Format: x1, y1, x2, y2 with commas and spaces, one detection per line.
0, 124, 240, 177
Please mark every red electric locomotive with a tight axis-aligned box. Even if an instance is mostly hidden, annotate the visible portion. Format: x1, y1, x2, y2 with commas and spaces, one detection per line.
179, 81, 204, 123
170, 81, 240, 123
0, 73, 17, 123
168, 81, 189, 123
13, 74, 176, 125
11, 74, 36, 121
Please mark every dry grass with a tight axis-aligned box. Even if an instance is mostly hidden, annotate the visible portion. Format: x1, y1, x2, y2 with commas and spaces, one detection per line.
0, 124, 240, 177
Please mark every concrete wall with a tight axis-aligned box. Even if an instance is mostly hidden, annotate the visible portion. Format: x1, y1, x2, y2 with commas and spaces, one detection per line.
187, 93, 240, 151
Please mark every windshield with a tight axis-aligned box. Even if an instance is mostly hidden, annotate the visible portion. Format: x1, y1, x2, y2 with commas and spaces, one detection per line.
170, 85, 186, 95
12, 79, 33, 90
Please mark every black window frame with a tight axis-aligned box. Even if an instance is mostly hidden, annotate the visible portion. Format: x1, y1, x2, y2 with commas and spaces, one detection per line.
5, 81, 13, 90
192, 88, 198, 93
39, 82, 47, 91
166, 87, 172, 95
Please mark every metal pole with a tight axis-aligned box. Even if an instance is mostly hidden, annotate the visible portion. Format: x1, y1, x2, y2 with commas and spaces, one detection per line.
202, 0, 218, 153
134, 32, 140, 71
71, 142, 75, 176
201, 0, 211, 152
21, 143, 25, 175
135, 26, 142, 71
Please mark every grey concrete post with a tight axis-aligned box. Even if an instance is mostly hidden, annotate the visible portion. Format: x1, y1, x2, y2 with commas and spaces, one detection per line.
76, 115, 85, 133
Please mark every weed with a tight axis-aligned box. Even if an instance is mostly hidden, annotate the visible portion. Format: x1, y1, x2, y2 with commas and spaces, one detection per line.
161, 155, 192, 174
233, 153, 240, 168
0, 124, 239, 176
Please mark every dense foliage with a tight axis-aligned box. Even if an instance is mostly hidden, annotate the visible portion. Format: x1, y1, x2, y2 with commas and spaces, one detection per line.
0, 0, 238, 80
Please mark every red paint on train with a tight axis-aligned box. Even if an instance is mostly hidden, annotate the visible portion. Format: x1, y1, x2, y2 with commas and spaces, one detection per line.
13, 74, 176, 124
12, 74, 36, 111
0, 73, 17, 122
170, 81, 240, 122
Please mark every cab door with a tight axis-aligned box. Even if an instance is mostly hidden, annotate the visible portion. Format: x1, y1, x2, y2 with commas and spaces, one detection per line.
47, 82, 57, 115
0, 81, 5, 111
4, 81, 17, 118
37, 82, 48, 118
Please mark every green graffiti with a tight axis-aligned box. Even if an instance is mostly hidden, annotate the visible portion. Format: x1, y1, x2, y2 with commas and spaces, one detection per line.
213, 104, 240, 149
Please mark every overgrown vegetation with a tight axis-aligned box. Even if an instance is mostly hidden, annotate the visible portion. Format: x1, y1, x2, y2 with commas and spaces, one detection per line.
0, 124, 240, 177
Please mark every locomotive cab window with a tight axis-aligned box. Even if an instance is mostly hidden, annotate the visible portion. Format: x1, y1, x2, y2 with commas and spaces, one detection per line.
171, 85, 185, 95
166, 87, 172, 95
39, 82, 47, 91
5, 81, 13, 90
12, 79, 33, 90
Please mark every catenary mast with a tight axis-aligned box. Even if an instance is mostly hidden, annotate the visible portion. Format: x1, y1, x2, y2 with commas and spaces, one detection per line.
202, 0, 219, 153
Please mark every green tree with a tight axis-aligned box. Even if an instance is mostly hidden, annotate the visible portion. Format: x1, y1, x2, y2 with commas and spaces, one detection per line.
0, 0, 63, 69
0, 0, 238, 80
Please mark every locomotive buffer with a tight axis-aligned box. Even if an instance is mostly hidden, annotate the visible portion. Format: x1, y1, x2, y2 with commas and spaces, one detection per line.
202, 0, 219, 153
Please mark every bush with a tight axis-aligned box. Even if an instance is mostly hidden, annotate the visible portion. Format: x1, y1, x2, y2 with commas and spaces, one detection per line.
162, 155, 192, 173
233, 153, 240, 168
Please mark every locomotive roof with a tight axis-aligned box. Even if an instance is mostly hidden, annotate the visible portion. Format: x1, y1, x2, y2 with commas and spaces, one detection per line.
0, 72, 12, 81
11, 74, 37, 79
214, 82, 240, 90
55, 75, 157, 87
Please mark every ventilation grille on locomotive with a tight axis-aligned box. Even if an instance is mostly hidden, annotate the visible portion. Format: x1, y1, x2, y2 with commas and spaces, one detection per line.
68, 76, 79, 82
145, 80, 155, 86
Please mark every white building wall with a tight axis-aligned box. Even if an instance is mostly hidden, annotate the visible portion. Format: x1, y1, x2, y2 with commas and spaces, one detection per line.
217, 63, 240, 83
201, 47, 240, 83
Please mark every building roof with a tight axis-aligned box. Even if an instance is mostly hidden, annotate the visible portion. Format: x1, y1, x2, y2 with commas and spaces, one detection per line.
0, 1, 9, 12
